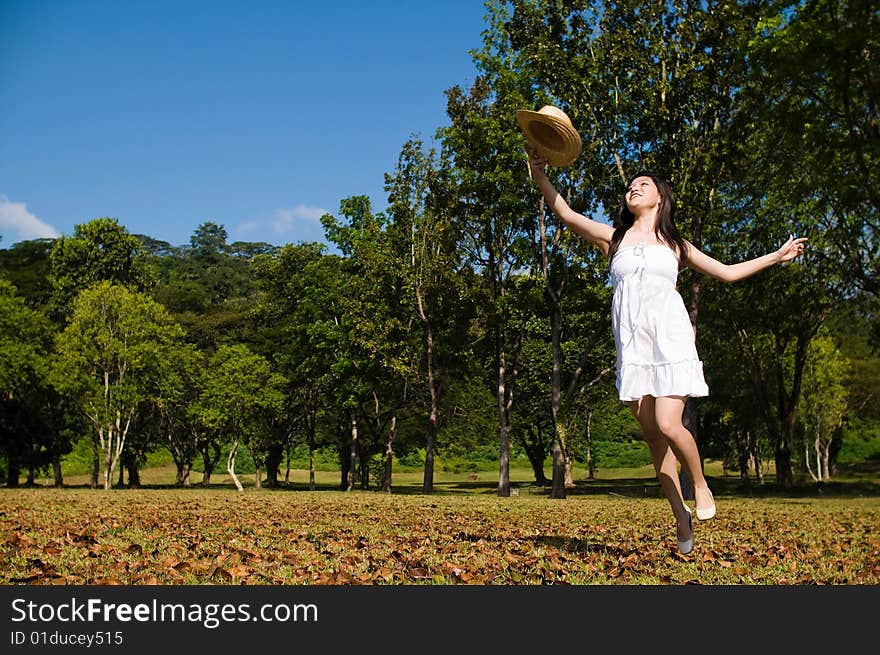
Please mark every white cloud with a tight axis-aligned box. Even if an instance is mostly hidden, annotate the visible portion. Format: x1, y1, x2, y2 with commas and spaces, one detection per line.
232, 204, 330, 244
0, 195, 60, 244
271, 204, 328, 234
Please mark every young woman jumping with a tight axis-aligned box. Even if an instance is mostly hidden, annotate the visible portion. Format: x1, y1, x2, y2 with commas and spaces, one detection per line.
527, 149, 807, 553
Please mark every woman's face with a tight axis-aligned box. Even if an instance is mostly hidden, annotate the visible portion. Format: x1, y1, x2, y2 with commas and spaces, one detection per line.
625, 176, 661, 213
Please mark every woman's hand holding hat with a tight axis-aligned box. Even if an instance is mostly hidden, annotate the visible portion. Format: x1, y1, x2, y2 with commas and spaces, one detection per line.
516, 105, 582, 167
525, 145, 547, 180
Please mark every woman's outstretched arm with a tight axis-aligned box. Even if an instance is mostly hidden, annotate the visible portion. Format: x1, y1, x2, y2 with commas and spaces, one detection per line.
527, 149, 613, 255
685, 236, 808, 283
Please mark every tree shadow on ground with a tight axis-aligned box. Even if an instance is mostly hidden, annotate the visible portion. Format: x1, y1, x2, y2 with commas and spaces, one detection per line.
448, 528, 633, 557
528, 535, 635, 558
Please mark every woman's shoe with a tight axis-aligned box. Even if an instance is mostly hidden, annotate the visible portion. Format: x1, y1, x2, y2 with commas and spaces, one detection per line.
677, 507, 694, 555
695, 488, 716, 521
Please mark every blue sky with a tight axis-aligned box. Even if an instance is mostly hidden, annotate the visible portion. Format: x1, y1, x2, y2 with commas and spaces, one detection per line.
0, 0, 487, 249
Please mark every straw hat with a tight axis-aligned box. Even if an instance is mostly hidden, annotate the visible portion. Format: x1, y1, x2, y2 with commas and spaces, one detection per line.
515, 105, 582, 167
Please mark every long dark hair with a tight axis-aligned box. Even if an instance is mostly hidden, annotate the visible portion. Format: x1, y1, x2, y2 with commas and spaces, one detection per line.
607, 171, 688, 266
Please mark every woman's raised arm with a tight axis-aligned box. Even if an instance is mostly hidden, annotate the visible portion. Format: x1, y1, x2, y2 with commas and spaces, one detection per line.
527, 150, 613, 256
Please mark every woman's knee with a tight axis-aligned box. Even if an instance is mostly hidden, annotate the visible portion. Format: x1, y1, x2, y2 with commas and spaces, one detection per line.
653, 397, 686, 436
654, 415, 683, 439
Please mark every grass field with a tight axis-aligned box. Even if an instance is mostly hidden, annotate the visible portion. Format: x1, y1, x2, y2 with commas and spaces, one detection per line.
2, 462, 879, 585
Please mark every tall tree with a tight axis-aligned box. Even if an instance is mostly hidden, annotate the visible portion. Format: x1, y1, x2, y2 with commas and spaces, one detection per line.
385, 137, 475, 493
800, 331, 849, 481
152, 341, 205, 486
195, 344, 286, 491
440, 74, 535, 497
52, 282, 186, 490
252, 241, 332, 491
322, 196, 415, 492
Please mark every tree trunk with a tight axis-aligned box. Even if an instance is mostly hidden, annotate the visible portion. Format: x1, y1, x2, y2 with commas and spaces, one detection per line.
828, 425, 843, 476
550, 300, 566, 500
359, 452, 370, 490
347, 414, 358, 492
383, 414, 397, 493
805, 435, 818, 482
102, 413, 131, 491
339, 443, 349, 490
736, 431, 750, 482
774, 334, 810, 488
5, 455, 20, 488
201, 439, 221, 486
308, 441, 316, 491
564, 453, 574, 488
227, 438, 243, 492
822, 441, 831, 480
586, 412, 595, 480
775, 441, 793, 488
103, 428, 114, 490
497, 329, 511, 497
423, 322, 439, 495
168, 423, 197, 489
752, 443, 764, 485
127, 459, 141, 489
90, 437, 100, 488
254, 464, 262, 490
522, 427, 549, 485
551, 436, 566, 499
176, 461, 191, 487
52, 456, 63, 488
306, 412, 317, 490
265, 440, 284, 488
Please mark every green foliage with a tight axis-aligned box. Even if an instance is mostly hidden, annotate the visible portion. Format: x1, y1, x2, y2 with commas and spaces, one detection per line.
49, 218, 155, 321
53, 282, 185, 407
0, 278, 52, 394
837, 418, 880, 464
744, 0, 879, 296
149, 222, 260, 321
800, 331, 849, 442
0, 239, 55, 310
0, 278, 60, 484
195, 344, 286, 443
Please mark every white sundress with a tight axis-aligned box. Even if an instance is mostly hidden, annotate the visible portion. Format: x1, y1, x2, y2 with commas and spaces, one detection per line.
610, 242, 709, 402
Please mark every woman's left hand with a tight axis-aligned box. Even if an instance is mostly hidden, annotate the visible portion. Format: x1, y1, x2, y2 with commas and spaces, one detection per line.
777, 235, 808, 262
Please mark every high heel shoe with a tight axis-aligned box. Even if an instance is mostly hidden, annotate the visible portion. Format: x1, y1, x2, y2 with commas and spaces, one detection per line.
695, 488, 716, 521
677, 507, 693, 555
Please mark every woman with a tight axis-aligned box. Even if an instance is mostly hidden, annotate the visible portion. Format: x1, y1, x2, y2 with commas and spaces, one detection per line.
527, 149, 807, 554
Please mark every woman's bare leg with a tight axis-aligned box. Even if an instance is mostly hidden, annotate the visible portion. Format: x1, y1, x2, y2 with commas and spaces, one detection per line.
653, 395, 714, 514
627, 397, 692, 542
